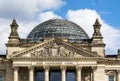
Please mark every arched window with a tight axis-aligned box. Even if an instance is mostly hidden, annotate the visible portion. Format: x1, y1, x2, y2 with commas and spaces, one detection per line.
106, 70, 117, 81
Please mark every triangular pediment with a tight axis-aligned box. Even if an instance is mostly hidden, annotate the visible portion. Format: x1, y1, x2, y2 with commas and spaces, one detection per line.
12, 38, 100, 58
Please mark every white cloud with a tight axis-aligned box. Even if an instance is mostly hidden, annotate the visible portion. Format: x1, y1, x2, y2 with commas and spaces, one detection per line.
0, 0, 65, 54
0, 18, 11, 54
0, 0, 65, 21
38, 11, 62, 22
66, 9, 120, 54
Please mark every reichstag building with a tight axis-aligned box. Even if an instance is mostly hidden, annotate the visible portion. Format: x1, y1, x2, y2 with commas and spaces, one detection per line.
0, 18, 120, 81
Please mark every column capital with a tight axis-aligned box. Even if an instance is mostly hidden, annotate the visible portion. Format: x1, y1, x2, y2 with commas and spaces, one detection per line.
28, 66, 34, 70
44, 66, 50, 70
76, 66, 82, 70
60, 66, 67, 70
117, 70, 120, 74
92, 66, 97, 71
13, 66, 19, 70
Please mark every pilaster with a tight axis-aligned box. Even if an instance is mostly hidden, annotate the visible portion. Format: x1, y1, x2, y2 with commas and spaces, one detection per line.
93, 65, 106, 81
92, 66, 97, 81
118, 70, 120, 81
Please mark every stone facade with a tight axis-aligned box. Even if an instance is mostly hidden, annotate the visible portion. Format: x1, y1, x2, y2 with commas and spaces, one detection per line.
0, 18, 120, 81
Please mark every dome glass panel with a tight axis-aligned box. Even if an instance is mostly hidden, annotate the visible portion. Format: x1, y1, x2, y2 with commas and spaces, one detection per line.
27, 19, 89, 40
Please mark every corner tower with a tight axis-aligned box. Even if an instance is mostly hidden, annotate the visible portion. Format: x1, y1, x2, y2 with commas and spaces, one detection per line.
6, 19, 20, 59
8, 18, 20, 44
91, 18, 105, 57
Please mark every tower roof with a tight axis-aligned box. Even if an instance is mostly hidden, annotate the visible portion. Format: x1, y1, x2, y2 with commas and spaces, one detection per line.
11, 18, 18, 26
94, 18, 101, 26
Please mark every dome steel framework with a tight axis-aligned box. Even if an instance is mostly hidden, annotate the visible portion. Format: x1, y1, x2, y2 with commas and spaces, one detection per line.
27, 19, 89, 40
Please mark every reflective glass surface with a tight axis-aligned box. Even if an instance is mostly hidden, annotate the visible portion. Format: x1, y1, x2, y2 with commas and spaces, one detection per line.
27, 19, 89, 40
0, 75, 2, 81
109, 76, 114, 81
36, 70, 44, 81
66, 70, 76, 81
50, 70, 61, 81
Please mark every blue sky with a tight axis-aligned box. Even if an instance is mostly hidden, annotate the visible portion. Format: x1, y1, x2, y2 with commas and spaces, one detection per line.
55, 0, 120, 27
0, 0, 120, 54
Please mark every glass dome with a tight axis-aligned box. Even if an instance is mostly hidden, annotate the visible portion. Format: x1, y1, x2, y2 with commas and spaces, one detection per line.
27, 19, 89, 40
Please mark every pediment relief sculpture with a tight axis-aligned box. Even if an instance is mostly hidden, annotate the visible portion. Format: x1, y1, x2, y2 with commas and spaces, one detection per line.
31, 43, 78, 57
12, 38, 99, 58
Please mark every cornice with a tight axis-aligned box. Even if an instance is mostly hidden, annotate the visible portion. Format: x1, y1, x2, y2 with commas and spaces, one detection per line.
90, 43, 106, 47
11, 57, 104, 61
98, 59, 120, 65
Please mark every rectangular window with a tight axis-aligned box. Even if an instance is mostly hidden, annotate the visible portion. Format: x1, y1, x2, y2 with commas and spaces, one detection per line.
109, 76, 114, 81
36, 70, 44, 81
50, 70, 61, 81
66, 70, 76, 81
0, 75, 2, 81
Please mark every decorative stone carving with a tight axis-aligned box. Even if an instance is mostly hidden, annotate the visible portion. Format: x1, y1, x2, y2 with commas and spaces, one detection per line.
105, 70, 117, 75
31, 43, 76, 57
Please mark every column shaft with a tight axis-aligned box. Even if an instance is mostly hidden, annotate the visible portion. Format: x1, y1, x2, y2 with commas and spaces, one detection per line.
61, 66, 66, 81
14, 67, 19, 81
44, 66, 49, 81
29, 67, 34, 81
76, 67, 82, 81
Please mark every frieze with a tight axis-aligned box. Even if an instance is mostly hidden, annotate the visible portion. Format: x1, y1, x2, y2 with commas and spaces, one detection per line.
34, 62, 75, 65
13, 61, 97, 66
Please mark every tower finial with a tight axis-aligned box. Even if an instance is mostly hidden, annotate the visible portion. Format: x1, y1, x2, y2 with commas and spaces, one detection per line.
11, 18, 18, 26
92, 18, 102, 37
94, 18, 101, 26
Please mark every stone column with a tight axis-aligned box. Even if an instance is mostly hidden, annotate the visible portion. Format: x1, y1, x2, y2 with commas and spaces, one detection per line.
76, 66, 82, 81
118, 70, 120, 81
61, 66, 66, 81
28, 66, 34, 81
44, 66, 50, 81
14, 66, 19, 81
